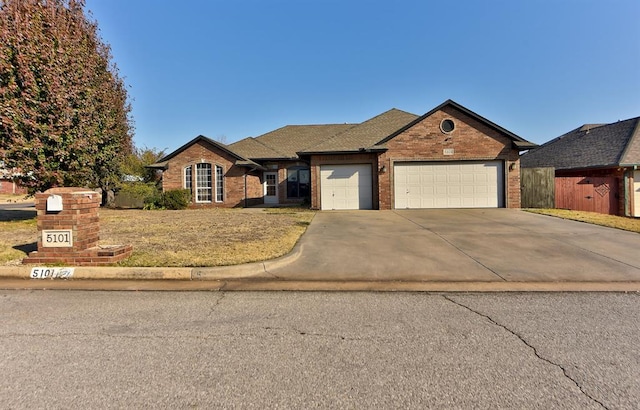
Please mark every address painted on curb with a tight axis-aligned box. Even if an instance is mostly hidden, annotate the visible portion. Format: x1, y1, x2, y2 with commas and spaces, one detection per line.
30, 267, 74, 279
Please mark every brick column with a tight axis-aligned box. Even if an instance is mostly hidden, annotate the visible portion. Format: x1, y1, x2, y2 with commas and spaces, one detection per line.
23, 187, 132, 266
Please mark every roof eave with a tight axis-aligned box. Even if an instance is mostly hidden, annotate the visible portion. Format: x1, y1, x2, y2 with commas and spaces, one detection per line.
298, 147, 388, 156
235, 160, 267, 171
555, 164, 625, 171
247, 156, 302, 162
513, 141, 538, 151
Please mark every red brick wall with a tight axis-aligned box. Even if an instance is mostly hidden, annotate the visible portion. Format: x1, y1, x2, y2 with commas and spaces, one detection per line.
23, 187, 133, 265
379, 106, 521, 209
243, 172, 263, 207
32, 187, 101, 252
309, 153, 378, 210
162, 140, 259, 208
0, 178, 27, 195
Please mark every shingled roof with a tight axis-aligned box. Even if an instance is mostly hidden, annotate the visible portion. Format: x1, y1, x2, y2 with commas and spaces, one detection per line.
227, 136, 284, 160
521, 116, 640, 170
153, 100, 535, 167
148, 135, 263, 170
231, 124, 356, 159
299, 109, 419, 154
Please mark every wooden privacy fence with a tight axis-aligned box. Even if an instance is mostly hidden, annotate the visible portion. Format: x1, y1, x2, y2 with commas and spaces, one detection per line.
521, 167, 555, 208
555, 176, 619, 215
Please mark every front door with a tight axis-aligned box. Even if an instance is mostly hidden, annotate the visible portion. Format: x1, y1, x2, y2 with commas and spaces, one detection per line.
264, 172, 278, 204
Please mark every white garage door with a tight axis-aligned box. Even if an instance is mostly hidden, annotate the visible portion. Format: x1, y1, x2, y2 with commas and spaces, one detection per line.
394, 161, 504, 209
320, 164, 372, 210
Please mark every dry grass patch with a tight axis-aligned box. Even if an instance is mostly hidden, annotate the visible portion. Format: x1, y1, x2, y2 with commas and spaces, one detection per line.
0, 194, 34, 204
0, 219, 37, 264
99, 207, 315, 267
525, 209, 640, 233
0, 207, 315, 267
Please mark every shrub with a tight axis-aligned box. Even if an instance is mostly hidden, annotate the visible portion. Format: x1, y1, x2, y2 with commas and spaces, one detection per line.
115, 182, 159, 209
143, 191, 163, 210
161, 189, 191, 210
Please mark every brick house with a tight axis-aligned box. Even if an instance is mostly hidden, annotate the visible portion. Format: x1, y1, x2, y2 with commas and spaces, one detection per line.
521, 116, 640, 217
0, 153, 27, 195
151, 100, 535, 210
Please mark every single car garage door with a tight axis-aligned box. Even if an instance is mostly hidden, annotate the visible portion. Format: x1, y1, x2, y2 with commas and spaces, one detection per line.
320, 164, 372, 210
394, 161, 504, 209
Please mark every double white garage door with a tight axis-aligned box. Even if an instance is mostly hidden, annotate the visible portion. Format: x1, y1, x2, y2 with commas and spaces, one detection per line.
394, 161, 504, 209
319, 161, 504, 210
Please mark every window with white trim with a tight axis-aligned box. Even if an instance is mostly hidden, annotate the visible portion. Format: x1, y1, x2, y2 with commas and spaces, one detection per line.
215, 165, 224, 202
184, 165, 192, 193
195, 163, 212, 202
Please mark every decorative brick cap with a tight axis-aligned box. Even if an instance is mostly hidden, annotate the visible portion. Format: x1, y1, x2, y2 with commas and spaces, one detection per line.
43, 187, 99, 196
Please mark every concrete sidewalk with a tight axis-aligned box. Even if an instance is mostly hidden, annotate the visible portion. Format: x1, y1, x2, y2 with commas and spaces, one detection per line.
2, 209, 640, 291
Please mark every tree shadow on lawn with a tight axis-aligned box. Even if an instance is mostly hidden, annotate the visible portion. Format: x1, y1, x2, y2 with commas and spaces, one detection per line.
13, 242, 37, 255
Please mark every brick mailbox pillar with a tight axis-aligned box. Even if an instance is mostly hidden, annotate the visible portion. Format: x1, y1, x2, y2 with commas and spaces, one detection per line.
23, 187, 132, 266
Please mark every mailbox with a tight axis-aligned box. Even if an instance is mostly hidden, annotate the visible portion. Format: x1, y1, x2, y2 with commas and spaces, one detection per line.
46, 194, 63, 212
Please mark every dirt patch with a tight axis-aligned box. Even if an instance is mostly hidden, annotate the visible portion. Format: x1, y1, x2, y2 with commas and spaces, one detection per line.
0, 207, 315, 266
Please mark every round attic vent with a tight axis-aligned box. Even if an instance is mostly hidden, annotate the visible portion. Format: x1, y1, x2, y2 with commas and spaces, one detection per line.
440, 119, 455, 134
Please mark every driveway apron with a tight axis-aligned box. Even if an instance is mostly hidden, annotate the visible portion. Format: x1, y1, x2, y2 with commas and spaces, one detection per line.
270, 209, 640, 282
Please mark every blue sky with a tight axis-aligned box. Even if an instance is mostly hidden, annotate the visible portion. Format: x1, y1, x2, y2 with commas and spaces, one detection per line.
85, 0, 640, 151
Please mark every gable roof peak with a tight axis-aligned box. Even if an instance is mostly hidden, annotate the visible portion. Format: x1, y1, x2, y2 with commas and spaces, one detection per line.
384, 107, 417, 115
521, 115, 640, 170
152, 134, 248, 166
375, 99, 535, 149
579, 123, 607, 132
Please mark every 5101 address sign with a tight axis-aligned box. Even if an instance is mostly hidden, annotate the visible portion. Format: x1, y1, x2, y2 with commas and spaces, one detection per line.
41, 229, 73, 247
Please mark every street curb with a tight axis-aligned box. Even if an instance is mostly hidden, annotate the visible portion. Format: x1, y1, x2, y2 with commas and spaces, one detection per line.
2, 243, 640, 292
1, 279, 640, 292
0, 265, 194, 280
191, 244, 303, 280
216, 280, 640, 292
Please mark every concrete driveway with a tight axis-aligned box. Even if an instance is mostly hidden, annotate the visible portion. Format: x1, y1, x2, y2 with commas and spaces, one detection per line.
270, 209, 640, 282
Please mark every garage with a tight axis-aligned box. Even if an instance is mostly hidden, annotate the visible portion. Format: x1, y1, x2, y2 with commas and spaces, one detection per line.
394, 161, 504, 209
320, 164, 372, 210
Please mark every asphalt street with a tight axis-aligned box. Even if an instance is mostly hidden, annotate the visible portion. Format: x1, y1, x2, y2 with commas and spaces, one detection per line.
1, 291, 638, 409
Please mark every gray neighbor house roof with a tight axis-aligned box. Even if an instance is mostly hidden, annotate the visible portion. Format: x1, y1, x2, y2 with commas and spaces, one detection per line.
521, 116, 640, 170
